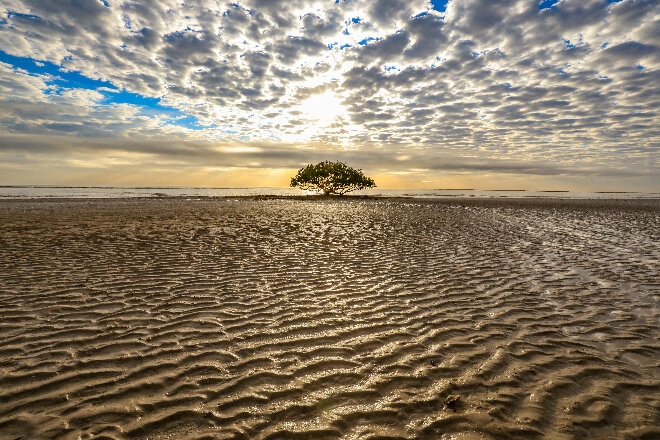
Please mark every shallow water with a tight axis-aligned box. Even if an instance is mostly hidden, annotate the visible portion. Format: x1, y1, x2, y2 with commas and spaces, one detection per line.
0, 198, 658, 439
0, 185, 658, 199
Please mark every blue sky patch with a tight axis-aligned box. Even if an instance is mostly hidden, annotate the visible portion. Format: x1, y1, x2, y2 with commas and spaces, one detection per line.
0, 50, 202, 130
358, 37, 378, 46
328, 42, 351, 51
7, 10, 41, 21
538, 0, 560, 10
0, 50, 114, 90
103, 89, 160, 108
541, 0, 621, 10
430, 0, 448, 13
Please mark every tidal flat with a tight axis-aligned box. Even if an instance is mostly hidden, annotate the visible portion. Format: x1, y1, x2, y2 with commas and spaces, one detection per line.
0, 197, 658, 439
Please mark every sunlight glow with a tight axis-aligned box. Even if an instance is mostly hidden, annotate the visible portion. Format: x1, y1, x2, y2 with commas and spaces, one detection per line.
299, 90, 345, 126
220, 146, 262, 153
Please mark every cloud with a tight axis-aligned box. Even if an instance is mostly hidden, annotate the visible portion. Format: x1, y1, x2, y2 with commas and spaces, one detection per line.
0, 0, 657, 189
270, 36, 327, 64
3, 131, 651, 186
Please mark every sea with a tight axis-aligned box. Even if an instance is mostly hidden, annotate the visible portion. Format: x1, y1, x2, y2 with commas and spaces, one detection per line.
0, 185, 658, 199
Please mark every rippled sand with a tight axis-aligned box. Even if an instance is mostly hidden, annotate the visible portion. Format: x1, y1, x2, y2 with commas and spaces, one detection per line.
0, 197, 658, 440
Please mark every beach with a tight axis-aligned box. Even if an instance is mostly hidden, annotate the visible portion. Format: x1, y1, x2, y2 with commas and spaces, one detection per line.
0, 197, 657, 439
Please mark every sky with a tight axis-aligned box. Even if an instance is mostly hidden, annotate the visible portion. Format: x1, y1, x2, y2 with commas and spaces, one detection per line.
0, 0, 658, 191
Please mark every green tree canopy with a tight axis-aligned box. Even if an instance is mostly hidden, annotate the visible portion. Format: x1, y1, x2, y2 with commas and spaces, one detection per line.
290, 161, 376, 195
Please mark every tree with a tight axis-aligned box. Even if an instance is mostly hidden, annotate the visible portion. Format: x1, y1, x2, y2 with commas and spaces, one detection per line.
290, 161, 376, 195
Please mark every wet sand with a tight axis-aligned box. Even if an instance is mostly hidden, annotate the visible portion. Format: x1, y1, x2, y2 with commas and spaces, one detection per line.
0, 197, 658, 439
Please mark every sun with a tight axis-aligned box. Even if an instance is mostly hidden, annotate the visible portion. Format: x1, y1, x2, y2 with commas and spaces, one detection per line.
299, 90, 345, 126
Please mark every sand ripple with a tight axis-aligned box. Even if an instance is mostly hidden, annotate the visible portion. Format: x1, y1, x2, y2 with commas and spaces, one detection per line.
0, 198, 658, 439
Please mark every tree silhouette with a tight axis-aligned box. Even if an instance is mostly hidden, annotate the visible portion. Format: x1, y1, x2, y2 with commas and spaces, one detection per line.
290, 161, 376, 195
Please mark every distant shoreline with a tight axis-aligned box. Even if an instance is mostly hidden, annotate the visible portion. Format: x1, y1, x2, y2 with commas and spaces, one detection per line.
0, 185, 653, 194
1, 194, 658, 212
2, 186, 658, 203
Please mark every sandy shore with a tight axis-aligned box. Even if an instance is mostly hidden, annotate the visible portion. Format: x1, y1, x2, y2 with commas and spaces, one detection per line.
0, 197, 658, 439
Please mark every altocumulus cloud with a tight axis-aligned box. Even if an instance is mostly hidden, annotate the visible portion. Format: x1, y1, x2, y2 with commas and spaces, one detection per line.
0, 0, 657, 189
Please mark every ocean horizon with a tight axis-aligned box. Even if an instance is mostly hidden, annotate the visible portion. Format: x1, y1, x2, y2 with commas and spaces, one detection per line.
1, 185, 658, 200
